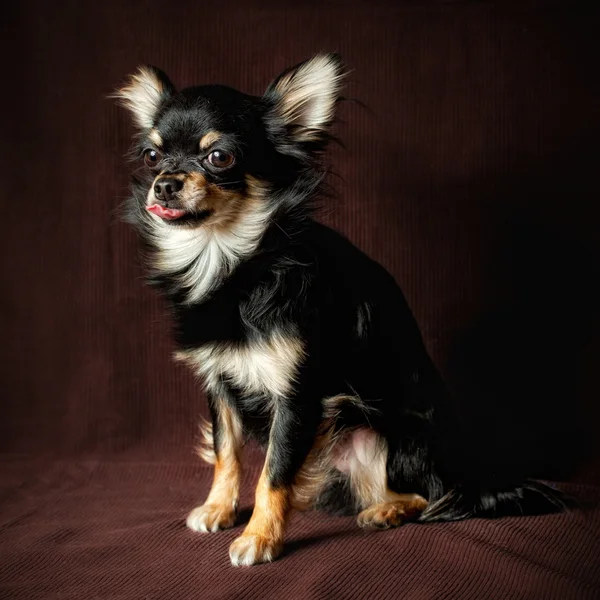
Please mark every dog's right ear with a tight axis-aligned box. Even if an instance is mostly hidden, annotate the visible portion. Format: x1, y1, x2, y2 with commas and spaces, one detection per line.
112, 66, 175, 130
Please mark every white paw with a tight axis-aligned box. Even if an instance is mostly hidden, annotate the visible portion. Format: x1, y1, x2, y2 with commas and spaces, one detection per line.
186, 504, 236, 533
229, 534, 282, 567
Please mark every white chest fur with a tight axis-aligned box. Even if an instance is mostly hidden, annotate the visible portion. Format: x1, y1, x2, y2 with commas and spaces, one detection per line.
146, 200, 273, 305
175, 332, 305, 400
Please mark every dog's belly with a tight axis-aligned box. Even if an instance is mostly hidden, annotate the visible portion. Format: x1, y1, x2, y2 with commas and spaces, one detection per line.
294, 424, 391, 512
330, 427, 384, 474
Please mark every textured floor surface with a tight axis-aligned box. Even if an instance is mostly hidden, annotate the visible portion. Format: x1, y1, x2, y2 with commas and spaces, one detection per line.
2, 458, 600, 599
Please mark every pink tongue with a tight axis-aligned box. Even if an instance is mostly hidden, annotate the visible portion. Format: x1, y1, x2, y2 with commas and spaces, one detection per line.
147, 204, 187, 220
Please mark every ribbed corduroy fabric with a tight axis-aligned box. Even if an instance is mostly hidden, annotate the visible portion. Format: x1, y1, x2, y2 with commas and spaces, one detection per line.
1, 1, 600, 598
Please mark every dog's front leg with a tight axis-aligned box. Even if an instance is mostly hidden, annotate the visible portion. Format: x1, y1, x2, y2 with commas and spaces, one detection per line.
229, 399, 319, 567
187, 394, 243, 533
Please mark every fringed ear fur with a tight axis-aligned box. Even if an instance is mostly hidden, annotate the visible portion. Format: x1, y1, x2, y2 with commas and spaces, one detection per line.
112, 66, 175, 130
264, 53, 346, 145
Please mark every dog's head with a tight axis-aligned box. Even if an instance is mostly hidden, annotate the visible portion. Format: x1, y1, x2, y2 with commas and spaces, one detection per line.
114, 54, 346, 232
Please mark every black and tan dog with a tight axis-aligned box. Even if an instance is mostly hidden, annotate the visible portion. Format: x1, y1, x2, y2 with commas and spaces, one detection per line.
114, 54, 566, 566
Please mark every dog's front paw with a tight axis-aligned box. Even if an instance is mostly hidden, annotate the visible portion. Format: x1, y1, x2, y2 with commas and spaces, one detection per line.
229, 534, 283, 567
186, 503, 237, 533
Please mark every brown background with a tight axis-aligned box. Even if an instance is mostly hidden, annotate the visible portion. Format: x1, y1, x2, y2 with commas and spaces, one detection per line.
1, 1, 600, 598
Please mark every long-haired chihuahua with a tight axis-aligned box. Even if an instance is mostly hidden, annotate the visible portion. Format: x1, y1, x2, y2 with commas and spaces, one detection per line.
114, 53, 566, 566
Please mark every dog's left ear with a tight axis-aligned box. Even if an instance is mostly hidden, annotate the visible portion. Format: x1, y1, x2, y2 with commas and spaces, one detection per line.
113, 66, 175, 130
264, 53, 346, 145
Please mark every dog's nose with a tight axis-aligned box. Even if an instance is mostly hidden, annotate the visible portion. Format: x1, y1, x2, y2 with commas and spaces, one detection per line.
154, 177, 183, 202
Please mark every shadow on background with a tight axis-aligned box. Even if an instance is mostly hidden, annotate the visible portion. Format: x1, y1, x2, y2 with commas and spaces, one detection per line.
447, 222, 600, 483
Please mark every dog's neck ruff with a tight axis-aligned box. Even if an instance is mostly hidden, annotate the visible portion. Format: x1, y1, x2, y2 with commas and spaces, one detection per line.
144, 203, 274, 305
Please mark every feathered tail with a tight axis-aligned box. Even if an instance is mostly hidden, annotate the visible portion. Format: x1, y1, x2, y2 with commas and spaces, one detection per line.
419, 480, 571, 522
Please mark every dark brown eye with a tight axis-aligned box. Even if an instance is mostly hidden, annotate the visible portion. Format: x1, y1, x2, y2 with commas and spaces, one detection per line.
207, 150, 234, 169
144, 149, 162, 168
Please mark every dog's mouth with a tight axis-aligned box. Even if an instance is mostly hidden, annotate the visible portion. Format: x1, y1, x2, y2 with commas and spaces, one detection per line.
146, 204, 211, 224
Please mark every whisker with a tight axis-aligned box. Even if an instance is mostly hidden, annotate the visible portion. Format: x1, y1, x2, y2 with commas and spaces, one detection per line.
218, 180, 244, 187
271, 219, 292, 239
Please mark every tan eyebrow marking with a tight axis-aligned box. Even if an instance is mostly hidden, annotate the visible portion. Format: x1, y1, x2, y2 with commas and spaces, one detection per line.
148, 129, 163, 147
199, 131, 222, 151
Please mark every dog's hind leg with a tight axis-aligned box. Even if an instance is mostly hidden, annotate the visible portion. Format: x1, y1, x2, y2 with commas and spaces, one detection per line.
331, 427, 429, 528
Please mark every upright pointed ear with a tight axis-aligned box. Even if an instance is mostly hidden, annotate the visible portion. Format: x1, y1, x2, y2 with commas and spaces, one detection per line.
112, 66, 175, 130
263, 53, 346, 145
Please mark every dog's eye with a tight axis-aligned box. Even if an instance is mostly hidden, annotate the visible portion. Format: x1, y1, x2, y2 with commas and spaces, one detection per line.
206, 150, 234, 169
144, 149, 162, 168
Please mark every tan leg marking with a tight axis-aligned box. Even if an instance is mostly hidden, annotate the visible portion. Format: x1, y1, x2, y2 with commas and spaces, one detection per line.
187, 402, 243, 533
291, 427, 338, 511
357, 492, 428, 530
229, 466, 291, 566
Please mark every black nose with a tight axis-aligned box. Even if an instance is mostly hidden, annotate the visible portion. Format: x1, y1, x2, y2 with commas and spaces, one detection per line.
154, 177, 183, 202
